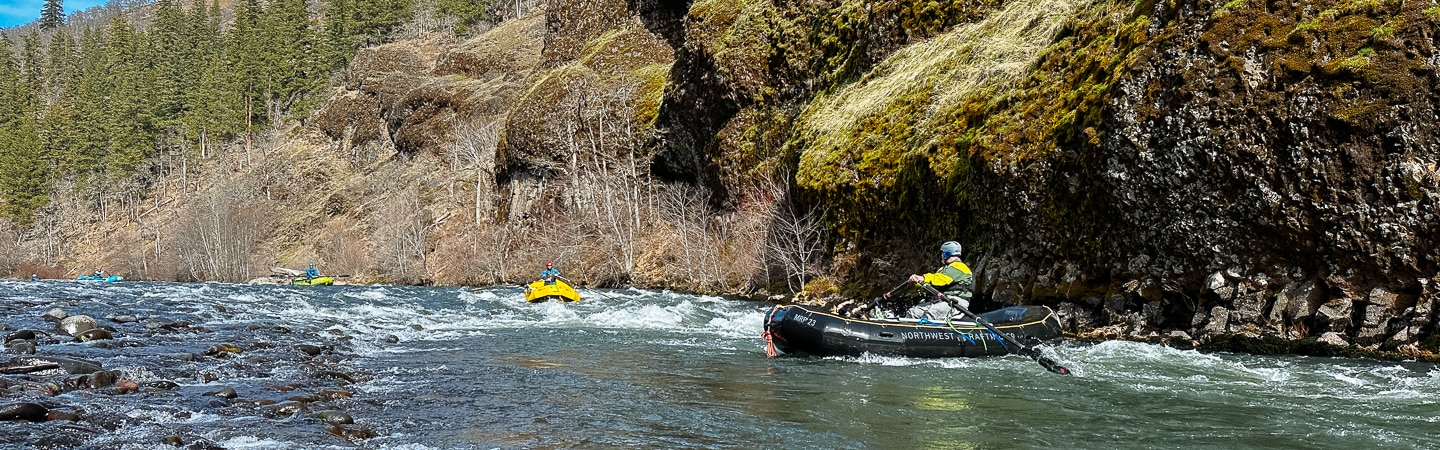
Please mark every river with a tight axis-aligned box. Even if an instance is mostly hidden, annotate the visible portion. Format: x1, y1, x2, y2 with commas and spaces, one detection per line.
2, 280, 1437, 449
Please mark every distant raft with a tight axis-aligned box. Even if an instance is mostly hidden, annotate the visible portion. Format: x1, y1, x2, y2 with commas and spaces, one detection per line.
292, 276, 334, 286
762, 304, 1063, 358
525, 279, 580, 303
77, 275, 124, 282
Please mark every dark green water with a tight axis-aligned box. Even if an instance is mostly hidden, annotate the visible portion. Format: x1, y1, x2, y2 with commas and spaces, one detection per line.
1, 281, 1436, 449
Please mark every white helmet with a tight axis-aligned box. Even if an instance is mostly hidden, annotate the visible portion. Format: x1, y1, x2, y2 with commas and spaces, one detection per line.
940, 241, 963, 260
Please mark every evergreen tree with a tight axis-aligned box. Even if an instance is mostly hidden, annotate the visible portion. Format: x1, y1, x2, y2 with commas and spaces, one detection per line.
227, 0, 268, 133
19, 32, 46, 104
43, 29, 78, 103
325, 0, 414, 53
0, 36, 50, 226
40, 0, 65, 30
438, 0, 493, 34
0, 112, 51, 226
0, 36, 24, 131
70, 26, 110, 178
259, 0, 321, 123
40, 29, 81, 174
150, 0, 191, 129
102, 17, 155, 177
180, 0, 236, 155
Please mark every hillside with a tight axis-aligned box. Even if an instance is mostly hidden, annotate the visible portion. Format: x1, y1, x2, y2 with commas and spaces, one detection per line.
1, 0, 1437, 358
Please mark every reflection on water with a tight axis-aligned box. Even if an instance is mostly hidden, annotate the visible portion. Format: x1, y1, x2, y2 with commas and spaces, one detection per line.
1, 281, 1438, 449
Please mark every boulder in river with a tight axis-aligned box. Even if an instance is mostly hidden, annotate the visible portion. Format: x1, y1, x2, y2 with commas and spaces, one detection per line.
75, 329, 114, 342
203, 343, 243, 356
262, 401, 309, 418
20, 356, 104, 374
205, 386, 237, 399
41, 308, 66, 322
328, 425, 375, 441
293, 344, 331, 356
4, 330, 36, 343
314, 409, 354, 425
59, 315, 98, 336
5, 340, 36, 355
0, 402, 48, 422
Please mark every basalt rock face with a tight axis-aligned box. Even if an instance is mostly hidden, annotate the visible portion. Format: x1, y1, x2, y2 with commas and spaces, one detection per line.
311, 13, 548, 159
642, 0, 1440, 354
982, 0, 1440, 352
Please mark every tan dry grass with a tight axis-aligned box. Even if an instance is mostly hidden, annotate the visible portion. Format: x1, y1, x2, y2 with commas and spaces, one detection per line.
799, 0, 1090, 184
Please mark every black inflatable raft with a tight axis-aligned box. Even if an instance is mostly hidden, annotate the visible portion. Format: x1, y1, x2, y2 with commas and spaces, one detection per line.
762, 304, 1063, 358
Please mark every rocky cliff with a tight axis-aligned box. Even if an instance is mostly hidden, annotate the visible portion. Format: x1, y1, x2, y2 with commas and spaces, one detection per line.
634, 0, 1440, 357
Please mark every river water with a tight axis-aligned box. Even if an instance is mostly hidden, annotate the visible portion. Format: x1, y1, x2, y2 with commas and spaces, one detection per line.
2, 281, 1438, 449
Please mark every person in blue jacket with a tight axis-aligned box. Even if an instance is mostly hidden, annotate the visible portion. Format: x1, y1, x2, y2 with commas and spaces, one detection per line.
305, 263, 320, 280
540, 261, 560, 285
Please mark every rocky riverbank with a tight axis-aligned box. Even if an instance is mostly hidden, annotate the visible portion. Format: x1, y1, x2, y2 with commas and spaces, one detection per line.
0, 301, 377, 448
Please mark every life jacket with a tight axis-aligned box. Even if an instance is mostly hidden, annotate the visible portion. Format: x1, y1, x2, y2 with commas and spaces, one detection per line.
921, 261, 974, 298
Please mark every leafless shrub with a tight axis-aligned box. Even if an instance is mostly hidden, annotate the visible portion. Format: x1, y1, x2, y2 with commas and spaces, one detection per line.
373, 186, 439, 284
0, 219, 23, 275
172, 178, 273, 282
524, 199, 591, 282
22, 178, 88, 266
717, 193, 774, 293
319, 228, 371, 279
556, 79, 656, 283
460, 221, 524, 284
765, 180, 828, 294
450, 119, 501, 225
656, 182, 712, 285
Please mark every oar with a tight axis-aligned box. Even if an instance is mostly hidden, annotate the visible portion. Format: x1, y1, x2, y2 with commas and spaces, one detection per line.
917, 282, 1071, 375
865, 281, 914, 319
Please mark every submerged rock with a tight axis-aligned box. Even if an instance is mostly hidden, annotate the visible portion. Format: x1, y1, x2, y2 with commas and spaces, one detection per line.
0, 402, 48, 422
4, 330, 36, 343
75, 329, 113, 342
5, 340, 36, 355
314, 409, 354, 425
41, 308, 66, 322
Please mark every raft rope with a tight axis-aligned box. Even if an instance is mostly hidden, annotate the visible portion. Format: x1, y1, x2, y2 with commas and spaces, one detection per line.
945, 316, 977, 346
761, 307, 782, 358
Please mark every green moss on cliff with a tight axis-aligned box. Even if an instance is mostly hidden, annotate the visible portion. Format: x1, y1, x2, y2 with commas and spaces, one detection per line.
789, 0, 1155, 246
634, 63, 671, 126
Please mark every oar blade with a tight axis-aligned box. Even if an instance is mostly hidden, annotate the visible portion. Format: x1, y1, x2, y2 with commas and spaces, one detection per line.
1020, 346, 1072, 375
1037, 354, 1071, 375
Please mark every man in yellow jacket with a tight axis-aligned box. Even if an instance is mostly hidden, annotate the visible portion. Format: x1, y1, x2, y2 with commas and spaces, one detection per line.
903, 241, 974, 319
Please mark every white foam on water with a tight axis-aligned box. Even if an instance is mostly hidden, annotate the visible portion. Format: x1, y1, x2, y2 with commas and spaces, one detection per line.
836, 352, 980, 369
211, 436, 297, 449
375, 444, 448, 450
122, 407, 225, 425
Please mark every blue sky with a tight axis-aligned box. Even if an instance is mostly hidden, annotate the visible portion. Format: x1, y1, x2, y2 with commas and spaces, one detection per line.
1, 0, 111, 29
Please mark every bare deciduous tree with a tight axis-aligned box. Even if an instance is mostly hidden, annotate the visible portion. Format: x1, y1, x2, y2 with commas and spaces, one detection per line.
765, 181, 828, 294
450, 119, 501, 225
173, 179, 271, 282
374, 186, 440, 284
561, 79, 655, 279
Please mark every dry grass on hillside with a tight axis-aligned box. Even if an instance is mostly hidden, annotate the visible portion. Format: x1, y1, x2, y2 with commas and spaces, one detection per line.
798, 0, 1088, 187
